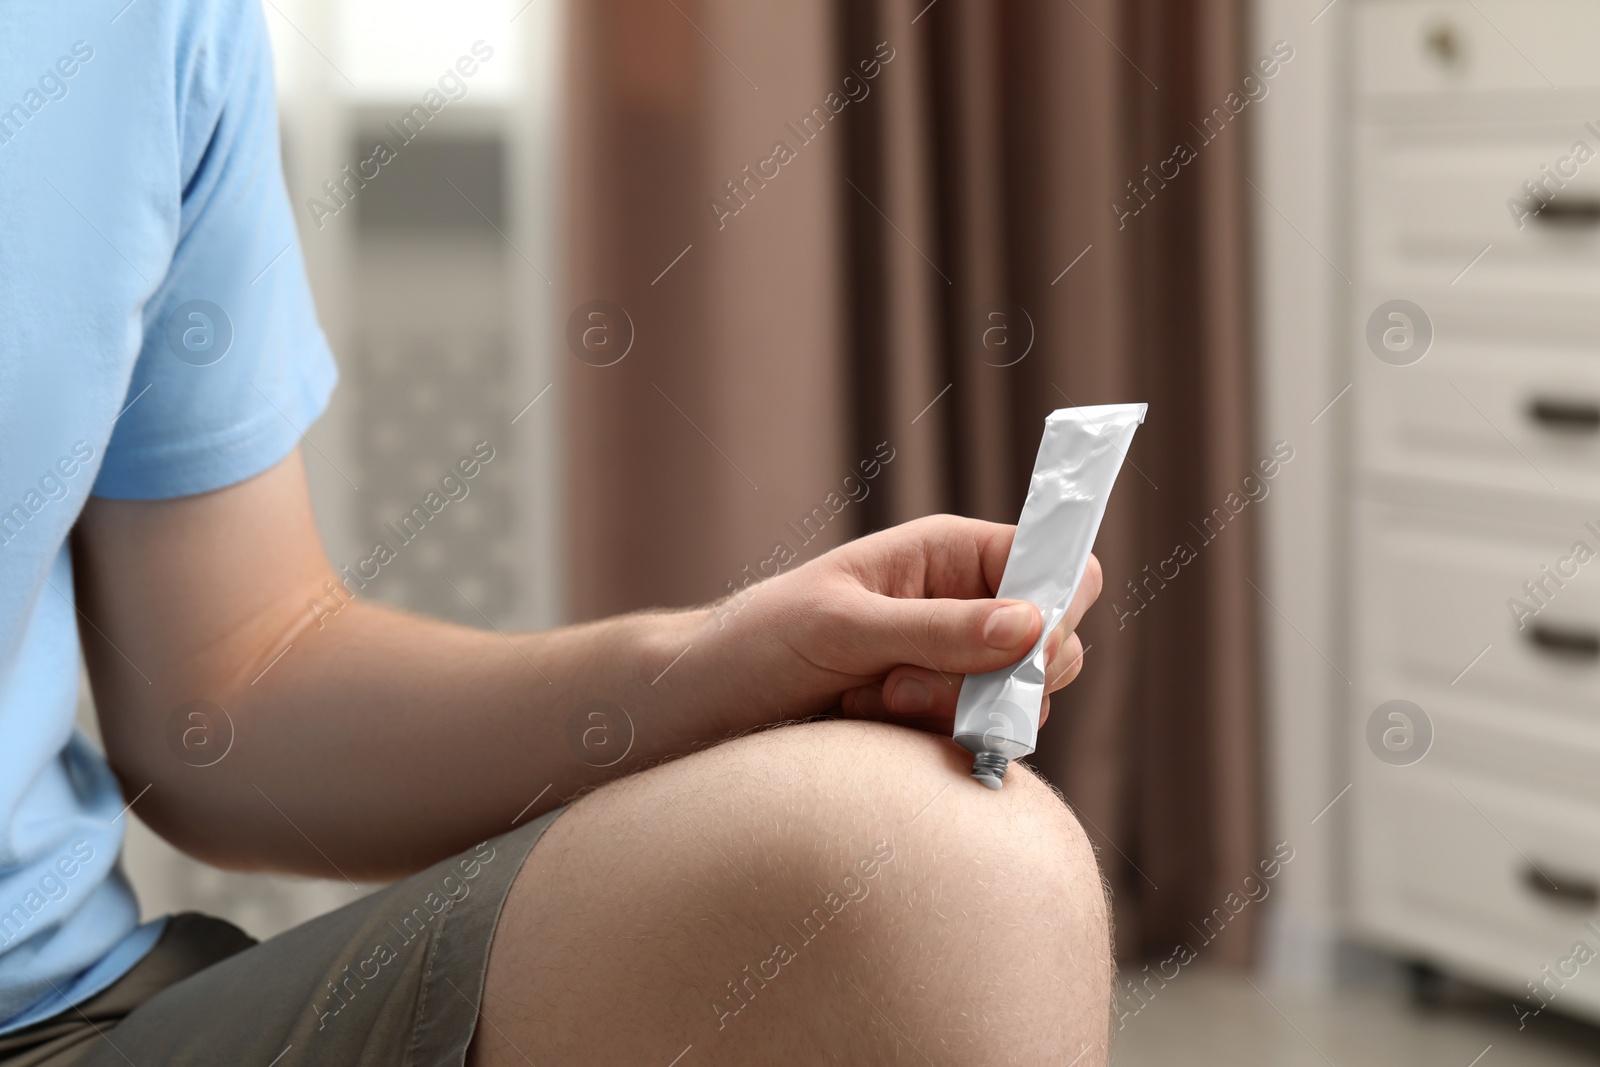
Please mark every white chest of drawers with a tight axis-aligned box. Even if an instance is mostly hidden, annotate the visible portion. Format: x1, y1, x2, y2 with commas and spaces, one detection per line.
1347, 0, 1600, 1019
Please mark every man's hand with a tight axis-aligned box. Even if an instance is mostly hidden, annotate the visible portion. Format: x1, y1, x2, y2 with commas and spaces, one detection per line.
729, 515, 1102, 732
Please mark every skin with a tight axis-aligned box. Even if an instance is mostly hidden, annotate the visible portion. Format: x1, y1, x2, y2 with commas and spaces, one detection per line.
73, 448, 1111, 1064
474, 719, 1113, 1065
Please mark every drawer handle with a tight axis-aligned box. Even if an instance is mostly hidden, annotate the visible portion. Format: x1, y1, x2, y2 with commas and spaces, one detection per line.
1533, 198, 1600, 226
1528, 398, 1600, 433
1424, 24, 1462, 66
1523, 865, 1600, 910
1527, 623, 1600, 660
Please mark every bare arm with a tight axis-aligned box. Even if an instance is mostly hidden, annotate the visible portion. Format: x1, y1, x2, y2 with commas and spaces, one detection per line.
74, 449, 1096, 881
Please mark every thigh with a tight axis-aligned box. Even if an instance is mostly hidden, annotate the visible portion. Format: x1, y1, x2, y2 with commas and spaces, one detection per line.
63, 809, 562, 1067
472, 719, 1112, 1067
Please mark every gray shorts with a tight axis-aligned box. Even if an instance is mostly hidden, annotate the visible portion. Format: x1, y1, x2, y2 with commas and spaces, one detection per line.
0, 808, 564, 1067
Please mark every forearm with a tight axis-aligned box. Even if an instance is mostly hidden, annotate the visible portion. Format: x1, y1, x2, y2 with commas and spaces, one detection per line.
89, 585, 795, 879
71, 456, 817, 880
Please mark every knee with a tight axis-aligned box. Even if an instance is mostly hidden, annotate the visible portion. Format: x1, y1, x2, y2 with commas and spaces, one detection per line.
606, 717, 1105, 908
710, 718, 1107, 928
496, 719, 1112, 1064
722, 720, 1112, 997
576, 719, 1111, 1051
695, 717, 1106, 913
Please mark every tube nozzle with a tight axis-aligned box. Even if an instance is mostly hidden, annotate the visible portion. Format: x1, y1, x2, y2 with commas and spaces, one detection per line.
971, 751, 1009, 790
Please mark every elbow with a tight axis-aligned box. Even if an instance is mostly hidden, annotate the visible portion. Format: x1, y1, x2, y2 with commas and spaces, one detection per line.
101, 721, 265, 871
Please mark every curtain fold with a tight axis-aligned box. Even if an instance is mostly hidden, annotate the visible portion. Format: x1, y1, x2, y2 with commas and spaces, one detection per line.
561, 0, 1259, 964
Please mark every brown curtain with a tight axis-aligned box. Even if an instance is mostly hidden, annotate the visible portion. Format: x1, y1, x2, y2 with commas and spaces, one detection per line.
561, 0, 1259, 964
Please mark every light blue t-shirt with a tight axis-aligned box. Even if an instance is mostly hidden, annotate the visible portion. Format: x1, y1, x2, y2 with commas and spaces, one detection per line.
0, 0, 335, 1033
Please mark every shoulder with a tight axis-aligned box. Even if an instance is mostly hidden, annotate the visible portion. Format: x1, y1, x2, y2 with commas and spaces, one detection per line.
168, 0, 274, 146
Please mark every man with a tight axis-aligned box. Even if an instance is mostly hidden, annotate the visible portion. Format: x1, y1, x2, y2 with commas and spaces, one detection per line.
0, 1, 1111, 1064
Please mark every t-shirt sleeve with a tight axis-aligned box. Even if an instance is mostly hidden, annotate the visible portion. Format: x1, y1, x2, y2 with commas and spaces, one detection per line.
91, 0, 337, 500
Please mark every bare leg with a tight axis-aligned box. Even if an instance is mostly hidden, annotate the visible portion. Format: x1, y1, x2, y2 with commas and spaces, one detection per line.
470, 720, 1112, 1066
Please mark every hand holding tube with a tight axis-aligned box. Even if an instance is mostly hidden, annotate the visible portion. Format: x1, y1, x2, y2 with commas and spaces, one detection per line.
714, 514, 1100, 732
836, 553, 1101, 731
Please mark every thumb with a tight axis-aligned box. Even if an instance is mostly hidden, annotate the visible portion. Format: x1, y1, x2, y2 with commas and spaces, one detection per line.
864, 595, 1043, 676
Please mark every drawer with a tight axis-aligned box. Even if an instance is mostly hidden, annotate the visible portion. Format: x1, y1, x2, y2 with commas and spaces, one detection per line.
1356, 124, 1600, 297
1354, 325, 1600, 502
1355, 0, 1600, 97
1353, 504, 1600, 723
1352, 764, 1600, 1018
1353, 677, 1600, 805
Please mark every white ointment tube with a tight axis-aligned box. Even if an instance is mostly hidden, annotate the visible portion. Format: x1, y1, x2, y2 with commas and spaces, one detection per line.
953, 404, 1146, 789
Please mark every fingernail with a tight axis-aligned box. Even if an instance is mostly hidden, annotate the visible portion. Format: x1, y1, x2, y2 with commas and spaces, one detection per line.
890, 677, 932, 713
983, 603, 1034, 649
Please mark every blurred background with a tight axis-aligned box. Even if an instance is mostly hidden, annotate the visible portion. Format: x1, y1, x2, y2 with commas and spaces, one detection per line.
82, 0, 1600, 1062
